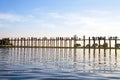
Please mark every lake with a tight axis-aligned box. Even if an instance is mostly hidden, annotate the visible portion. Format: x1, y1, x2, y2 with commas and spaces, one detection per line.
0, 48, 120, 80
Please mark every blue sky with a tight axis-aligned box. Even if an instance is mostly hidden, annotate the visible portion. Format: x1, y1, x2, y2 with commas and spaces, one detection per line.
0, 0, 120, 38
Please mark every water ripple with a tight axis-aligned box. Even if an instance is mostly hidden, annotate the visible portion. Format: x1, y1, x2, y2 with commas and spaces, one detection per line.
0, 48, 120, 80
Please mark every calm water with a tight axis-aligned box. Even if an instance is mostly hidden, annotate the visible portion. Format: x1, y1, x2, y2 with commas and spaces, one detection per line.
0, 48, 120, 80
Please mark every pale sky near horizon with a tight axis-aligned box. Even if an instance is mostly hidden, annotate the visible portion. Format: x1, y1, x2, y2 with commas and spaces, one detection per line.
0, 0, 120, 38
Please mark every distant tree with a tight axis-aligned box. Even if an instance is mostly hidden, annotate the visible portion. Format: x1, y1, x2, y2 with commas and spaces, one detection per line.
99, 45, 103, 48
103, 43, 108, 48
115, 44, 120, 48
74, 43, 81, 47
86, 44, 90, 48
92, 43, 98, 48
0, 38, 12, 45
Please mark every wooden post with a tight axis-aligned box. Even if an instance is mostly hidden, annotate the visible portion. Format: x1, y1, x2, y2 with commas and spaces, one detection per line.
21, 38, 22, 47
36, 38, 38, 47
60, 38, 62, 47
115, 36, 117, 49
49, 38, 50, 47
34, 38, 37, 47
59, 37, 63, 47
29, 38, 30, 47
64, 38, 66, 47
52, 38, 54, 47
41, 38, 43, 47
109, 37, 112, 51
94, 37, 95, 49
40, 38, 41, 47
37, 38, 39, 47
54, 38, 55, 47
88, 37, 90, 49
51, 38, 53, 47
115, 36, 117, 54
52, 38, 53, 47
41, 38, 44, 47
92, 36, 95, 49
14, 38, 16, 46
45, 37, 47, 47
66, 38, 68, 47
31, 37, 33, 47
26, 38, 28, 47
22, 38, 24, 47
1, 38, 3, 46
61, 37, 63, 47
59, 37, 61, 47
98, 37, 101, 53
69, 38, 72, 48
58, 37, 60, 47
50, 37, 52, 47
83, 36, 85, 48
60, 37, 62, 47
38, 38, 41, 47
56, 37, 57, 47
104, 37, 106, 50
30, 37, 31, 47
62, 37, 63, 47
98, 37, 101, 49
33, 38, 35, 47
24, 38, 25, 47
18, 38, 20, 46
63, 37, 65, 47
74, 35, 77, 48
43, 38, 45, 47
11, 38, 13, 46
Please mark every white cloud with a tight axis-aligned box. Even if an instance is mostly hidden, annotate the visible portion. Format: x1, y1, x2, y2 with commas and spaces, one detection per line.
85, 10, 110, 15
40, 23, 56, 28
1, 10, 120, 37
0, 23, 7, 27
0, 13, 24, 22
49, 13, 96, 27
49, 12, 65, 19
48, 12, 120, 36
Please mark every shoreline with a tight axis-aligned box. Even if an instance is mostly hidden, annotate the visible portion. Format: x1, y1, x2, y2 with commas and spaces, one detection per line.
0, 46, 119, 49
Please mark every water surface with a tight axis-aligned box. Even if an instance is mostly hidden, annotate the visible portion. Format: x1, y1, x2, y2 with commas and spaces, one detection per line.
0, 48, 120, 80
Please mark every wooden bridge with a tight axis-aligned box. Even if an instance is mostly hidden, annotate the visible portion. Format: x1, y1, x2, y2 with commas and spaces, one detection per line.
0, 35, 120, 49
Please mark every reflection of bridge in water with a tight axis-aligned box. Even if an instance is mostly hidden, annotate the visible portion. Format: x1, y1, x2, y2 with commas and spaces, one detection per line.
1, 48, 119, 72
